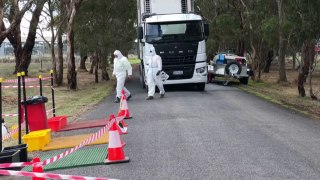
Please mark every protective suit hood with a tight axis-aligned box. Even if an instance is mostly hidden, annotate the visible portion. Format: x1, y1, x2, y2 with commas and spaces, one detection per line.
150, 47, 156, 56
114, 50, 124, 60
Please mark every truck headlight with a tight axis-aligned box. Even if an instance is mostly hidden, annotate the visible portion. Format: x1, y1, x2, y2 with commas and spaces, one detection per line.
196, 67, 206, 73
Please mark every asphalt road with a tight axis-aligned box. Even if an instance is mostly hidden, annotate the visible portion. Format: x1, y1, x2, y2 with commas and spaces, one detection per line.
8, 71, 320, 180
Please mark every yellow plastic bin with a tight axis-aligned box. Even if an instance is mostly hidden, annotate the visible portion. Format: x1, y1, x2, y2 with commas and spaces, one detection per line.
22, 129, 51, 152
34, 129, 51, 144
11, 124, 19, 140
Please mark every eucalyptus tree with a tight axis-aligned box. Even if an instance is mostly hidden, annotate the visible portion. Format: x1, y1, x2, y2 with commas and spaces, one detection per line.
286, 0, 320, 98
63, 0, 84, 90
276, 0, 287, 82
196, 0, 277, 80
37, 0, 66, 85
3, 0, 47, 74
0, 0, 34, 44
0, 0, 46, 74
74, 0, 136, 82
56, 0, 66, 85
195, 0, 240, 55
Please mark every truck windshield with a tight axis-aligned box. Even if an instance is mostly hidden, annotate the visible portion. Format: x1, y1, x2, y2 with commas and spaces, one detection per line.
146, 21, 204, 43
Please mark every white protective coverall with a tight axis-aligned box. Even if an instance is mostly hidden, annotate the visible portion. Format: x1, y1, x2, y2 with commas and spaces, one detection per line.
1, 120, 8, 138
147, 47, 165, 97
113, 50, 132, 98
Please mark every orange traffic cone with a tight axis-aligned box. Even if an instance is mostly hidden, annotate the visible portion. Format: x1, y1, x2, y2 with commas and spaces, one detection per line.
104, 115, 129, 164
110, 114, 128, 135
32, 157, 45, 180
110, 114, 126, 146
118, 121, 128, 134
117, 90, 132, 119
119, 116, 128, 127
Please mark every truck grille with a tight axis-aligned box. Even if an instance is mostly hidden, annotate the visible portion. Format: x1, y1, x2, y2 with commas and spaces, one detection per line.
163, 65, 194, 80
162, 55, 196, 66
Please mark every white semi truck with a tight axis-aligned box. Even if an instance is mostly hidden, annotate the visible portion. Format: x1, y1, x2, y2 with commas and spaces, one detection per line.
137, 0, 209, 91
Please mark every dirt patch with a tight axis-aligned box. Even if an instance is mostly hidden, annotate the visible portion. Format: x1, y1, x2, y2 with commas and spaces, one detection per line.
2, 96, 18, 105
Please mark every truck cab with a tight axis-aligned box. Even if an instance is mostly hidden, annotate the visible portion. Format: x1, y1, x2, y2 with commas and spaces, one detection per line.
137, 0, 209, 91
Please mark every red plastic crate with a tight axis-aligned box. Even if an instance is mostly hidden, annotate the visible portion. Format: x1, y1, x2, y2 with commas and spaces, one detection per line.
48, 116, 67, 132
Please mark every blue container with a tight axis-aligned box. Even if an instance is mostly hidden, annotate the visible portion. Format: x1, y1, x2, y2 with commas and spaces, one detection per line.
216, 54, 225, 64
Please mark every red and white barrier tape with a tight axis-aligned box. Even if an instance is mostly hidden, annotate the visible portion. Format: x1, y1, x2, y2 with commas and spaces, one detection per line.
2, 114, 18, 117
2, 122, 25, 141
46, 108, 55, 113
3, 85, 51, 89
2, 126, 18, 141
2, 108, 55, 118
3, 77, 51, 83
0, 169, 115, 180
0, 115, 125, 169
46, 108, 55, 118
41, 116, 123, 166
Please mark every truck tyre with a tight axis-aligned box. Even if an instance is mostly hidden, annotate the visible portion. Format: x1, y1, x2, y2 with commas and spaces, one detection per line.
225, 62, 242, 76
196, 83, 205, 91
239, 77, 249, 85
139, 64, 146, 89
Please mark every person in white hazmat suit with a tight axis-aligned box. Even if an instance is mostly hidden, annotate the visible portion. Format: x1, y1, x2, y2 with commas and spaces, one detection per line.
146, 47, 165, 100
1, 118, 8, 141
113, 50, 132, 103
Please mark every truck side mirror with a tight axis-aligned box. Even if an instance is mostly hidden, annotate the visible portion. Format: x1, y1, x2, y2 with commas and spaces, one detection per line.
137, 26, 143, 40
204, 23, 209, 37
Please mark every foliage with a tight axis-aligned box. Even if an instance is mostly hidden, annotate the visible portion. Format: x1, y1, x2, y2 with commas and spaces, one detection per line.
260, 16, 277, 47
74, 0, 136, 57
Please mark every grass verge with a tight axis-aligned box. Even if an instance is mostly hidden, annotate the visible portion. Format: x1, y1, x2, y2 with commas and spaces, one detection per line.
239, 80, 320, 120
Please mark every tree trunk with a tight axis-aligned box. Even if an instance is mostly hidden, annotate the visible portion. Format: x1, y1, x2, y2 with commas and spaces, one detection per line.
292, 52, 296, 70
263, 49, 273, 73
79, 52, 87, 71
298, 41, 315, 97
93, 52, 99, 83
18, 0, 46, 75
56, 28, 64, 86
65, 0, 83, 89
277, 0, 287, 82
66, 28, 77, 89
48, 0, 58, 83
240, 0, 256, 81
309, 65, 317, 100
89, 56, 95, 74
237, 6, 245, 56
257, 41, 264, 81
7, 29, 23, 74
56, 1, 64, 86
0, 1, 34, 44
100, 53, 110, 81
51, 37, 57, 80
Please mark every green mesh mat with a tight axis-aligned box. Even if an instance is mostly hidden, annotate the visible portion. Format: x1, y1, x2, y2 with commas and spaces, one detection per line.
23, 146, 108, 171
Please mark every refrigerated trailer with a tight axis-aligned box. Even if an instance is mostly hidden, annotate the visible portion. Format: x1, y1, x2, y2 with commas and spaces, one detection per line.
137, 0, 209, 91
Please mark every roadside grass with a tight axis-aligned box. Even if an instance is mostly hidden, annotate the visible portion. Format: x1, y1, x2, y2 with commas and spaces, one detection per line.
240, 84, 320, 120
54, 77, 115, 121
129, 58, 140, 64
239, 67, 320, 120
0, 62, 53, 79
